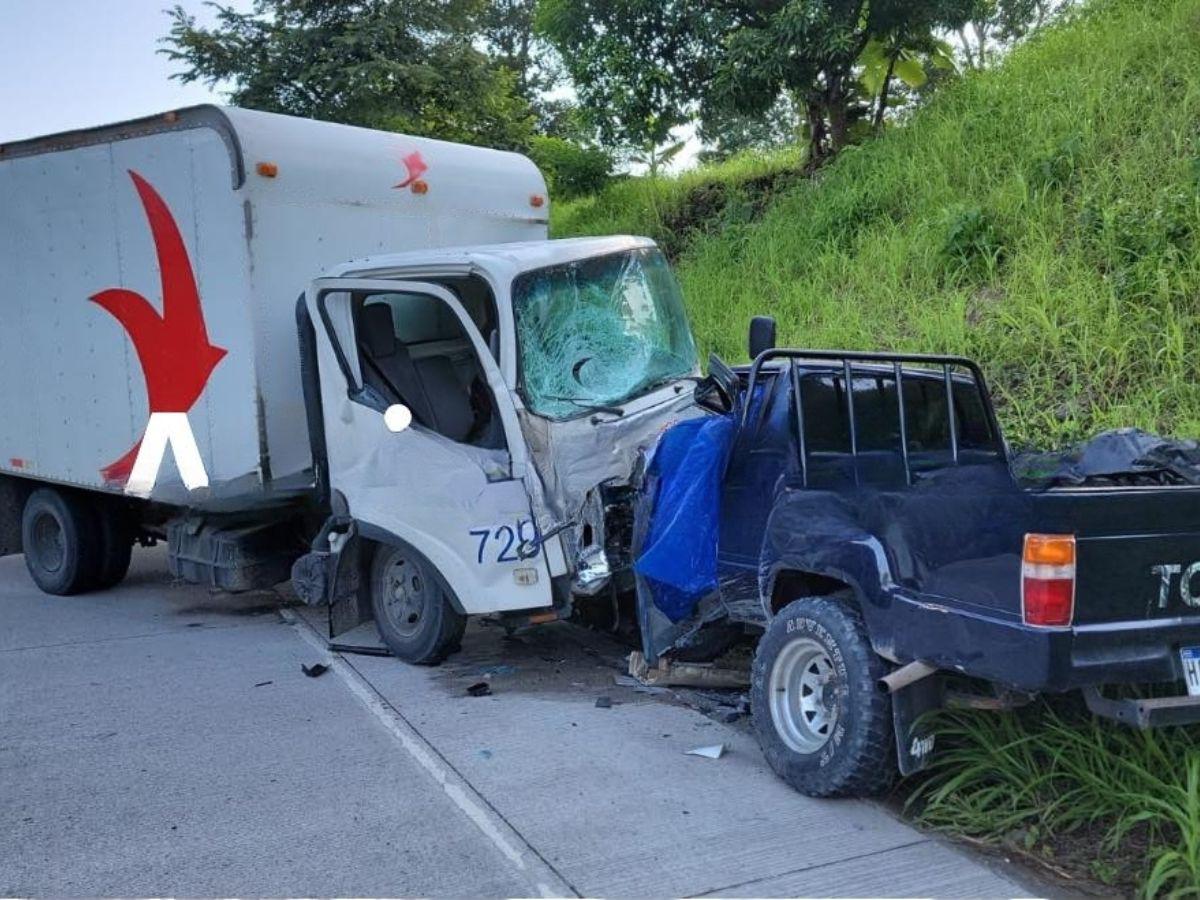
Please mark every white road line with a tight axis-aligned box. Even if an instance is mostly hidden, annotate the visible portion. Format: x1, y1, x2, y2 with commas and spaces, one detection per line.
280, 609, 576, 899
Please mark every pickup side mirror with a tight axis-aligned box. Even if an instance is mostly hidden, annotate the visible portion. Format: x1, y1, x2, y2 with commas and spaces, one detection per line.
748, 316, 776, 360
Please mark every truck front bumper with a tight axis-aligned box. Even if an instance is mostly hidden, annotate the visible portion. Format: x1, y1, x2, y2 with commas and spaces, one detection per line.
886, 594, 1200, 694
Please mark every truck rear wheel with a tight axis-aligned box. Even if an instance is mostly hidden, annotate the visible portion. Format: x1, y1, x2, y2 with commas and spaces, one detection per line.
751, 596, 895, 798
92, 501, 134, 590
370, 543, 466, 665
21, 488, 102, 596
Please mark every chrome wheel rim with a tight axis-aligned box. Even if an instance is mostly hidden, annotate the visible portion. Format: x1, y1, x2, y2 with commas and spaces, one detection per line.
32, 512, 65, 573
769, 637, 840, 754
381, 553, 432, 638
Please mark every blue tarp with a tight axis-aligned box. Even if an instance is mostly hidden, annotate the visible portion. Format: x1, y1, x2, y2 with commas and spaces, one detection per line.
633, 414, 736, 623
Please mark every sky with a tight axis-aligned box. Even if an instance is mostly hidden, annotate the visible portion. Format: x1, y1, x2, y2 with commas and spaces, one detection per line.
0, 0, 695, 171
0, 0, 251, 144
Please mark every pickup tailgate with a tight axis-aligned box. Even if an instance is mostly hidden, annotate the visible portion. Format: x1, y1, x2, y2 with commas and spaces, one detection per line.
1036, 486, 1200, 625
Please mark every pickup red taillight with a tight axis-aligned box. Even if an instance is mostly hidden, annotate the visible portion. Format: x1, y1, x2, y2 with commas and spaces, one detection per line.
1022, 534, 1076, 627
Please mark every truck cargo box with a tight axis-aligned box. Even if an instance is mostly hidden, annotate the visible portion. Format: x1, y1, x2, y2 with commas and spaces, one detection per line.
0, 106, 547, 508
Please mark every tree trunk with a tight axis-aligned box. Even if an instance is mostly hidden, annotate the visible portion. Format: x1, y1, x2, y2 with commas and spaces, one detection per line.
805, 98, 828, 168
826, 74, 849, 154
873, 55, 897, 130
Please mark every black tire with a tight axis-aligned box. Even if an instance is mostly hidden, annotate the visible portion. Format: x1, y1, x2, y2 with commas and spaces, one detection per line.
751, 596, 895, 798
21, 488, 103, 596
369, 543, 466, 665
92, 501, 134, 590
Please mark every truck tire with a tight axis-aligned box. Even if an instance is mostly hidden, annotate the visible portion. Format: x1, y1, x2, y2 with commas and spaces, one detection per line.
369, 543, 466, 665
21, 488, 103, 596
751, 596, 895, 798
92, 501, 134, 590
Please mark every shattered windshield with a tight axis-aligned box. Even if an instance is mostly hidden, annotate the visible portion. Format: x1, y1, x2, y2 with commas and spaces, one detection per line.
512, 248, 698, 420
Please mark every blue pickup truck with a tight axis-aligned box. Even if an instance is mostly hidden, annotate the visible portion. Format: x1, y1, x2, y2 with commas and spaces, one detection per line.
634, 318, 1200, 798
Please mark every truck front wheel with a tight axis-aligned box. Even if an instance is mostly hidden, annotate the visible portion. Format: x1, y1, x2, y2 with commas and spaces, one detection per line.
369, 543, 466, 665
751, 596, 895, 798
21, 488, 102, 596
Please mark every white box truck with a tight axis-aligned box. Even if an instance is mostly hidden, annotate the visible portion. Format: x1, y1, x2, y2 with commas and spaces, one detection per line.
0, 106, 702, 662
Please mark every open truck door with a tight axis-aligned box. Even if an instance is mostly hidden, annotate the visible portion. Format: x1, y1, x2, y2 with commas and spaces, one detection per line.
303, 278, 554, 660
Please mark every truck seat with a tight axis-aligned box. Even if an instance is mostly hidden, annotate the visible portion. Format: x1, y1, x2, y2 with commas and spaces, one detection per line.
358, 303, 479, 445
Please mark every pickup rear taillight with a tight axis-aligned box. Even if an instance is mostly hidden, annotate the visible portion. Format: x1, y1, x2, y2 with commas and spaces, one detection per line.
1022, 533, 1076, 627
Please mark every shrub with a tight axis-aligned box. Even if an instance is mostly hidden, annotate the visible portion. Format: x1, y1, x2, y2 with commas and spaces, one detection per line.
527, 136, 613, 200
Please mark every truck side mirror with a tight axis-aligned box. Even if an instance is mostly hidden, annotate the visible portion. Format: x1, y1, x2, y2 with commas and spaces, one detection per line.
748, 316, 776, 360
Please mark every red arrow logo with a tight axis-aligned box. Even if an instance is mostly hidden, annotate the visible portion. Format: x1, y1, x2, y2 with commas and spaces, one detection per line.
90, 170, 227, 483
393, 150, 428, 189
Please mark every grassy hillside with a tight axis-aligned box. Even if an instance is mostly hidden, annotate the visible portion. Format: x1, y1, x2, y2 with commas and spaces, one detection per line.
554, 0, 1200, 450
555, 1, 1200, 892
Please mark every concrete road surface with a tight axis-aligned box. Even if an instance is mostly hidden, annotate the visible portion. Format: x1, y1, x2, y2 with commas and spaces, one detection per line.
0, 548, 1036, 897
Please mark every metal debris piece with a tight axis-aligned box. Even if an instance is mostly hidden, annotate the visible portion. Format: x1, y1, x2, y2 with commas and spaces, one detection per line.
254, 680, 273, 688
301, 663, 329, 678
466, 682, 492, 697
629, 651, 750, 689
685, 743, 727, 760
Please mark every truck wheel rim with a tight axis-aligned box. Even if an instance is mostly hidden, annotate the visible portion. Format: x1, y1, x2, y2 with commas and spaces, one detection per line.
32, 512, 65, 573
382, 555, 431, 638
769, 637, 839, 754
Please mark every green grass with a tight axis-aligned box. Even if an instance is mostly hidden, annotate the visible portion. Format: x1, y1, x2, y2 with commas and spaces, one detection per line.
553, 0, 1200, 892
553, 146, 804, 262
909, 703, 1200, 895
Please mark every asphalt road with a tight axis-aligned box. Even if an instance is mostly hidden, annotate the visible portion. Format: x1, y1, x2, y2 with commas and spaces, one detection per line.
0, 547, 1034, 897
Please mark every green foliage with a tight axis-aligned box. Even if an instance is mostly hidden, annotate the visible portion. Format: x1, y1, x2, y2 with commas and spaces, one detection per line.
163, 0, 534, 150
553, 147, 804, 259
558, 0, 1200, 450
709, 0, 976, 162
941, 205, 1005, 272
528, 136, 613, 200
535, 0, 714, 163
909, 703, 1200, 896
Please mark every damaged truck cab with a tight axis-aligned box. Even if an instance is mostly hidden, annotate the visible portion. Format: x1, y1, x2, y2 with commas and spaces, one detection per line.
299, 238, 700, 661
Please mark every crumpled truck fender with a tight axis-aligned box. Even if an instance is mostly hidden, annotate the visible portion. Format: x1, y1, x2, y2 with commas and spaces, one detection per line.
758, 490, 899, 654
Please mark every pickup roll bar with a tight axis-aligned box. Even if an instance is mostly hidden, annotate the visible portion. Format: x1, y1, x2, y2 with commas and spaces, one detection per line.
743, 348, 1006, 488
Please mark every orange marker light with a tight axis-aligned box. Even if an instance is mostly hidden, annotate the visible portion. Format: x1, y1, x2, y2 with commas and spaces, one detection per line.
530, 194, 545, 208
256, 161, 279, 178
411, 179, 429, 195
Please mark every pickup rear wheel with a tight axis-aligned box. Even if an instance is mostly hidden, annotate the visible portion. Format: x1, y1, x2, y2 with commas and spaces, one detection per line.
369, 543, 466, 665
751, 596, 895, 798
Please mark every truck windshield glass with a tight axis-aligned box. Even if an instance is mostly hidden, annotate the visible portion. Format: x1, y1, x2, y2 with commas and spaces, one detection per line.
512, 248, 698, 420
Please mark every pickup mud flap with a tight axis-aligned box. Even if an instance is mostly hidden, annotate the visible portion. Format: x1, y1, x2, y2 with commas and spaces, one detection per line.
891, 675, 945, 776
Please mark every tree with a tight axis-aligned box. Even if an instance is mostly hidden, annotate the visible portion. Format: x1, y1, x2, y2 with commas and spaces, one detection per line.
956, 0, 1074, 69
697, 94, 804, 163
858, 33, 956, 130
162, 0, 535, 150
708, 0, 975, 166
480, 0, 569, 133
536, 0, 719, 173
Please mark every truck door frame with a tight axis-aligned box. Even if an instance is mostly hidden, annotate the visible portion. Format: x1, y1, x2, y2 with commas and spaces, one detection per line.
305, 277, 553, 615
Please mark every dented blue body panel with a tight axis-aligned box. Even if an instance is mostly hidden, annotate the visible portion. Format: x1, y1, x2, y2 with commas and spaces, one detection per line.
714, 355, 1200, 694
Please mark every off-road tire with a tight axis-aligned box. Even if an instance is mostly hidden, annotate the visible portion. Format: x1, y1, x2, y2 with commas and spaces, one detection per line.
751, 596, 895, 798
369, 543, 466, 665
21, 488, 103, 596
91, 501, 134, 591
